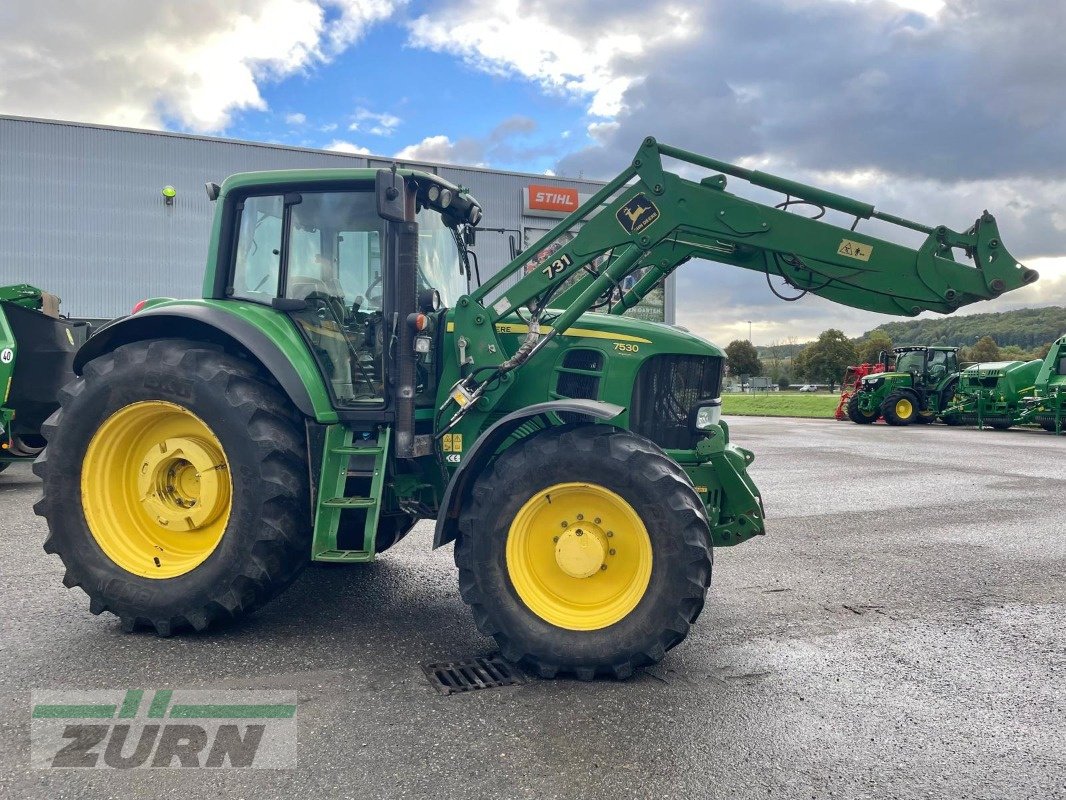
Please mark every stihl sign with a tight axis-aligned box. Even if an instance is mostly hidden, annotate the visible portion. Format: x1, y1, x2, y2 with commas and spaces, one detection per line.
523, 185, 589, 218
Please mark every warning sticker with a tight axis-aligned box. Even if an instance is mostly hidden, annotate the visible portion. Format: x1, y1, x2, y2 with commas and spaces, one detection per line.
837, 239, 873, 262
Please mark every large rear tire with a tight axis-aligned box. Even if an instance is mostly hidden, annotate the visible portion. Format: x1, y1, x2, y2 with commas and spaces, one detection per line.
33, 339, 311, 635
881, 392, 918, 426
847, 393, 878, 424
455, 424, 712, 680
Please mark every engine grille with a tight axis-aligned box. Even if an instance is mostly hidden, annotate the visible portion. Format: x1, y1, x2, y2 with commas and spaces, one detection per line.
630, 354, 723, 449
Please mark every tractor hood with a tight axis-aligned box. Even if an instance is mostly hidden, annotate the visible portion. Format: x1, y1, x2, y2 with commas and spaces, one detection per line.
505, 309, 726, 359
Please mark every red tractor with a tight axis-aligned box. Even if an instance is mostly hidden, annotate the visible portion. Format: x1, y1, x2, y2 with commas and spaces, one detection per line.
835, 362, 888, 420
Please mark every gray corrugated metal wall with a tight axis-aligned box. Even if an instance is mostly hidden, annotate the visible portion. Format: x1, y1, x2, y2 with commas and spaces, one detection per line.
0, 116, 672, 322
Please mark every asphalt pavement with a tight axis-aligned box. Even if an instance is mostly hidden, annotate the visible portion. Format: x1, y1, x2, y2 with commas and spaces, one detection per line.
0, 417, 1063, 799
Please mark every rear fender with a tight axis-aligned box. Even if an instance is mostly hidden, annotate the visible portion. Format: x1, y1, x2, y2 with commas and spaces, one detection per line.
433, 400, 624, 549
74, 303, 334, 421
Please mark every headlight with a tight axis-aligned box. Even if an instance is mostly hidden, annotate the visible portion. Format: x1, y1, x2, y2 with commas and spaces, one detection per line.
694, 399, 723, 430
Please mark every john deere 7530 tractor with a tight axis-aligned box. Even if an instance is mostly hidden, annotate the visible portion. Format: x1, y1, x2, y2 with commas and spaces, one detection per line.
847, 346, 961, 426
35, 138, 1036, 678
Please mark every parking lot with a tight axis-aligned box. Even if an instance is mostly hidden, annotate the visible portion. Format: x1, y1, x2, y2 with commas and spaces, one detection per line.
1, 416, 1063, 799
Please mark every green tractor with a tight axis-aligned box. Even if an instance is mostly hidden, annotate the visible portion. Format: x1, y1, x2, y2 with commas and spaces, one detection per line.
847, 346, 961, 426
34, 138, 1036, 677
0, 284, 88, 473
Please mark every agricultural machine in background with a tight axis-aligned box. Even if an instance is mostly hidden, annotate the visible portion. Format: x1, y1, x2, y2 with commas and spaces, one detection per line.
835, 360, 888, 420
846, 346, 960, 425
34, 137, 1038, 678
944, 335, 1066, 432
0, 284, 89, 473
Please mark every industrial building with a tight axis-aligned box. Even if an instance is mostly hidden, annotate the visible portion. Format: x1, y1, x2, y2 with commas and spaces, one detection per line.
0, 115, 673, 324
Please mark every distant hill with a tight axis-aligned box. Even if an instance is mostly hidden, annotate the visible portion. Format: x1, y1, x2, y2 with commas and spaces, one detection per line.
863, 306, 1066, 349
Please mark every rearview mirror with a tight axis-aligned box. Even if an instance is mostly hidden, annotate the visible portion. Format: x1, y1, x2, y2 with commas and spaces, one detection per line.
376, 169, 406, 222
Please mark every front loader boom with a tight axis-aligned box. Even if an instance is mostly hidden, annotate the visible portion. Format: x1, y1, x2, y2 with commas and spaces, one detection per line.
446, 137, 1037, 428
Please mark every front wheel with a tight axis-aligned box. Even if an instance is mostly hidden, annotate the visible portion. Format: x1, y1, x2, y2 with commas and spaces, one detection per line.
456, 425, 712, 680
881, 392, 918, 426
34, 339, 311, 635
847, 393, 878, 424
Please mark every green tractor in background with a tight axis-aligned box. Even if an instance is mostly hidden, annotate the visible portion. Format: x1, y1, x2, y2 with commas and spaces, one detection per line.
0, 284, 89, 473
33, 138, 1037, 678
847, 346, 960, 426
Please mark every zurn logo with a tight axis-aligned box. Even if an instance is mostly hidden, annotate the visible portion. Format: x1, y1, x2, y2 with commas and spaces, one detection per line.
30, 689, 296, 769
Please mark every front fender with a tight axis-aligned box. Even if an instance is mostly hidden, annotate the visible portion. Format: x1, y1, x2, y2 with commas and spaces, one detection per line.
433, 399, 625, 549
74, 301, 336, 422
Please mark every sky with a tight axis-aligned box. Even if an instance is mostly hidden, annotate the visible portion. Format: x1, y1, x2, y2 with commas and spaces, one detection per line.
1, 0, 1064, 345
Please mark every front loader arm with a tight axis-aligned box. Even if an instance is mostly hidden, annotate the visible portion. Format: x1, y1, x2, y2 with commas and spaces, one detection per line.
445, 137, 1037, 428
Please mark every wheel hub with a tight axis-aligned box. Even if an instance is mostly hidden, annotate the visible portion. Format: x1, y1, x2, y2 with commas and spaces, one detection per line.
554, 523, 608, 579
137, 436, 228, 531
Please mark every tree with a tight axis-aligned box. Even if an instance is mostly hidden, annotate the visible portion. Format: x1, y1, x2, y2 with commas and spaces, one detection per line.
794, 329, 858, 390
725, 340, 762, 385
963, 335, 1002, 364
856, 331, 892, 365
777, 375, 791, 391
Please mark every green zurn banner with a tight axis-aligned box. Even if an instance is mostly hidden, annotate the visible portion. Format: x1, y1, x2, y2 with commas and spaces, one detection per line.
30, 689, 297, 769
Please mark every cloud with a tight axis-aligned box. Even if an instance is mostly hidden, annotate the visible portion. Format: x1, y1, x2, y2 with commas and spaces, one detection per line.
285, 112, 307, 125
406, 1, 692, 117
348, 107, 401, 136
325, 139, 371, 154
406, 0, 1065, 343
0, 0, 402, 132
394, 115, 541, 166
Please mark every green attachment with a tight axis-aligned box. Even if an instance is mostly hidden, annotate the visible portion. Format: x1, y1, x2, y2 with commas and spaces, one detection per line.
311, 425, 391, 562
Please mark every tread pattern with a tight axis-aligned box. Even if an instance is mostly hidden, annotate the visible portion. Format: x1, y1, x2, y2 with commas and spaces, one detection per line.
34, 339, 310, 635
455, 424, 712, 680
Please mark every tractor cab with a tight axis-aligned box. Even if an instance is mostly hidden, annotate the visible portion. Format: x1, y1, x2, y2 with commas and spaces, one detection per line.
891, 346, 958, 386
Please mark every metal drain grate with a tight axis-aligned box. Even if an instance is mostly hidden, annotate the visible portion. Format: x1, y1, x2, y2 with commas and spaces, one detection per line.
421, 655, 526, 695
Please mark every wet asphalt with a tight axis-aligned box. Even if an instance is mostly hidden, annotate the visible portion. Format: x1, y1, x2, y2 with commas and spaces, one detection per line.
0, 417, 1063, 799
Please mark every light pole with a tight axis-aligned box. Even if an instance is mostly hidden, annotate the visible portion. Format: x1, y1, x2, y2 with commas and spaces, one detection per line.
747, 320, 752, 343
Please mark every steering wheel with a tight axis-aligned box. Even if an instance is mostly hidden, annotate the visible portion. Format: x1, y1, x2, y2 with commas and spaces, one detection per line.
364, 274, 384, 307
289, 276, 348, 322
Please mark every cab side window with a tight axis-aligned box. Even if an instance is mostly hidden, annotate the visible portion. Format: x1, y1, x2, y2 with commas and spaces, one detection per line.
231, 195, 284, 302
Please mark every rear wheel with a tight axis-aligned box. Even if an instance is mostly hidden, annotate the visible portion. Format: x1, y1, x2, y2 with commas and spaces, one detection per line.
456, 424, 712, 680
847, 393, 878, 424
34, 339, 311, 635
881, 392, 918, 426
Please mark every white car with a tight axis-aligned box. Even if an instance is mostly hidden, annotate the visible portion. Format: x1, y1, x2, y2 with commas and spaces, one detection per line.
798, 384, 816, 392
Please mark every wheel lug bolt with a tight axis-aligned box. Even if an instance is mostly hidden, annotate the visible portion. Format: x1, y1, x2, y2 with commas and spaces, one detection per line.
607, 531, 614, 537
576, 514, 584, 521
575, 530, 583, 536
609, 549, 616, 556
553, 536, 559, 543
594, 518, 601, 524
561, 521, 568, 528
600, 564, 607, 571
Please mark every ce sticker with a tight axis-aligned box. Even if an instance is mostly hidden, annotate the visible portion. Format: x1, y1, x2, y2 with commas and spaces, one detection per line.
0, 348, 13, 364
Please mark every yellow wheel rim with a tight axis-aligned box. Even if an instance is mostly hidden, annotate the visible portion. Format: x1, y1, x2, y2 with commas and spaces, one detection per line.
895, 398, 914, 418
81, 401, 232, 579
506, 482, 652, 631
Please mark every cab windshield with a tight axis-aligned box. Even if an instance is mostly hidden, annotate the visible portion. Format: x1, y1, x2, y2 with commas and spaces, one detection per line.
895, 351, 926, 373
416, 206, 467, 306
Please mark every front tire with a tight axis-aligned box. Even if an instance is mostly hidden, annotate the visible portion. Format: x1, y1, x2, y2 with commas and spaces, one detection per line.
847, 393, 878, 424
881, 392, 918, 426
34, 339, 311, 635
455, 425, 712, 680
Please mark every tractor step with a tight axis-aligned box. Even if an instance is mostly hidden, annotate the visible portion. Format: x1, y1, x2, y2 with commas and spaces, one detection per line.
322, 497, 376, 509
311, 425, 391, 562
332, 445, 383, 456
